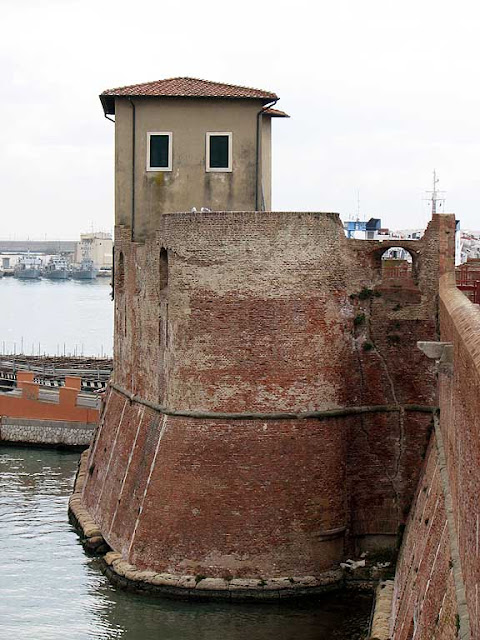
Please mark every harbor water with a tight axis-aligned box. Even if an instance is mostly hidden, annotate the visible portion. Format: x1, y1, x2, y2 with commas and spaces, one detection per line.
0, 277, 113, 357
0, 273, 373, 638
0, 447, 373, 639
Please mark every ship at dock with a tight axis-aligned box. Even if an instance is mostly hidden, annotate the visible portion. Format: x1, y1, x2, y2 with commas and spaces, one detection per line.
96, 266, 112, 278
70, 258, 97, 280
13, 254, 43, 279
43, 255, 70, 280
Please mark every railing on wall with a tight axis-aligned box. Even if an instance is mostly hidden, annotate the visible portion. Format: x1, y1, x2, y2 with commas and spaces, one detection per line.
457, 280, 480, 304
382, 264, 412, 280
456, 259, 480, 304
381, 257, 413, 282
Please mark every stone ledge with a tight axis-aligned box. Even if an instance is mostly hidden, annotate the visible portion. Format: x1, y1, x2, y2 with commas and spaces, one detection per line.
100, 561, 345, 602
3, 417, 95, 430
94, 564, 387, 602
100, 552, 345, 601
1, 416, 94, 448
368, 580, 394, 640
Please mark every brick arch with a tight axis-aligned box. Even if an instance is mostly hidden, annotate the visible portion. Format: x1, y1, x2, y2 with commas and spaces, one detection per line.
369, 243, 420, 283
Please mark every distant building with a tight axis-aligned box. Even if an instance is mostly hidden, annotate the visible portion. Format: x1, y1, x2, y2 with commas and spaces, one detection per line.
344, 217, 389, 240
74, 232, 113, 269
458, 227, 480, 264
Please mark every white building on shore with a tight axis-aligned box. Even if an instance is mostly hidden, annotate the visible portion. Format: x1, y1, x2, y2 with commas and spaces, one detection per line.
74, 232, 112, 270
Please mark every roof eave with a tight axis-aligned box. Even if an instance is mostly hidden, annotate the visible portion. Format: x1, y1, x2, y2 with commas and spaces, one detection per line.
99, 93, 277, 115
263, 108, 290, 118
100, 94, 115, 116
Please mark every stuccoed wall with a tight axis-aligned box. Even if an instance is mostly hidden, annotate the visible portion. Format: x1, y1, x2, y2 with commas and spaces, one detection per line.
115, 98, 269, 240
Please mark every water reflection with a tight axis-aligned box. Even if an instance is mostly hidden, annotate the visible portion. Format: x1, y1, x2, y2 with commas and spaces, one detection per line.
0, 447, 371, 640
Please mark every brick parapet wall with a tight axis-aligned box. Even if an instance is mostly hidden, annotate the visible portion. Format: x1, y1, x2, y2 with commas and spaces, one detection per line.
391, 433, 460, 639
113, 213, 449, 411
81, 211, 452, 587
391, 269, 477, 640
438, 273, 480, 638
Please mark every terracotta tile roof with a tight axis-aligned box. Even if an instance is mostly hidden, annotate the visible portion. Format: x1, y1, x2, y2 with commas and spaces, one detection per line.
100, 77, 278, 114
263, 107, 290, 118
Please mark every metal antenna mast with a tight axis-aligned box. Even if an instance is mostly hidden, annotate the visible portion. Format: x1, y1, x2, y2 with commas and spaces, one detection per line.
426, 169, 446, 214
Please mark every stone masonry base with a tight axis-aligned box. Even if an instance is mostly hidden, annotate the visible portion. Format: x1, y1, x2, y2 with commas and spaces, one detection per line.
68, 449, 389, 602
1, 417, 94, 448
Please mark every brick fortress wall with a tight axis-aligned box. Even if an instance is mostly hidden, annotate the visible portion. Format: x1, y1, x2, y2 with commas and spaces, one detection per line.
81, 212, 453, 584
392, 268, 479, 640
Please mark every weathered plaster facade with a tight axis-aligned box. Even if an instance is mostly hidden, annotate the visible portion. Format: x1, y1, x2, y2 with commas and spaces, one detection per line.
106, 78, 285, 242
115, 99, 269, 240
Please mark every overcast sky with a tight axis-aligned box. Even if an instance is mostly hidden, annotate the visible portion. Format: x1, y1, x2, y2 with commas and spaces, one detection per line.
1, 0, 479, 239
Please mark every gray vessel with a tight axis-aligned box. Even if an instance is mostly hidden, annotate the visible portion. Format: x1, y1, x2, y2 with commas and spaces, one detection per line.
71, 258, 97, 280
44, 255, 70, 280
14, 254, 42, 279
96, 266, 112, 278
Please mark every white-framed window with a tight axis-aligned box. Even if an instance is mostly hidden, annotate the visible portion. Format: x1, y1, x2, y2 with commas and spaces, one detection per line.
206, 132, 232, 172
147, 132, 172, 171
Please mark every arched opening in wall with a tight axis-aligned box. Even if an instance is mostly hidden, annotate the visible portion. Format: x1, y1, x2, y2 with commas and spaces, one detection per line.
117, 251, 125, 294
380, 247, 415, 283
114, 251, 127, 339
159, 248, 168, 292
